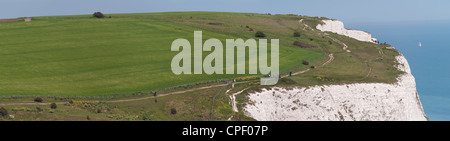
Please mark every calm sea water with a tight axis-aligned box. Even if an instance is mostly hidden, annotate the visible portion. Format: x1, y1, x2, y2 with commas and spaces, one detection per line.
346, 21, 450, 121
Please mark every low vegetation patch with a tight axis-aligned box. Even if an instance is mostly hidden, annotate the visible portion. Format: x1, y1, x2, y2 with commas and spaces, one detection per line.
50, 103, 57, 109
293, 31, 301, 37
34, 97, 43, 103
208, 22, 225, 25
93, 12, 105, 18
293, 41, 318, 48
0, 107, 8, 117
255, 31, 266, 37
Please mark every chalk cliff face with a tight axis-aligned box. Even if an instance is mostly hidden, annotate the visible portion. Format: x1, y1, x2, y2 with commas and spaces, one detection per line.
244, 54, 427, 121
242, 19, 427, 121
316, 20, 377, 43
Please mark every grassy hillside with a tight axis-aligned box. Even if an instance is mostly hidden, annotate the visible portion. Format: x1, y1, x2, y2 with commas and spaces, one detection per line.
0, 12, 404, 121
0, 12, 322, 96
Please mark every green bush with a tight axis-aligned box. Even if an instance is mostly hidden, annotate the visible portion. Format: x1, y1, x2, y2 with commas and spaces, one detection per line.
93, 12, 105, 18
170, 108, 177, 115
34, 97, 43, 103
50, 103, 57, 109
36, 107, 43, 112
302, 60, 309, 65
0, 107, 8, 117
293, 31, 301, 37
255, 31, 266, 38
293, 41, 318, 48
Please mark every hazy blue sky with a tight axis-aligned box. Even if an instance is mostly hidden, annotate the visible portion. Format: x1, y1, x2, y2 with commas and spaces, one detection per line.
1, 0, 450, 23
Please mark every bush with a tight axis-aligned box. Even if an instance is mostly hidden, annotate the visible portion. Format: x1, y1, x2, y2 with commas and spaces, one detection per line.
170, 108, 177, 115
302, 60, 309, 65
293, 31, 301, 37
255, 31, 266, 38
50, 103, 57, 109
208, 22, 225, 26
34, 97, 43, 103
293, 41, 318, 48
0, 107, 8, 117
93, 12, 105, 18
278, 78, 297, 84
36, 107, 43, 112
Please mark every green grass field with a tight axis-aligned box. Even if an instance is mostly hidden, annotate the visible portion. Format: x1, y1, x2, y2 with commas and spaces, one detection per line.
0, 12, 323, 96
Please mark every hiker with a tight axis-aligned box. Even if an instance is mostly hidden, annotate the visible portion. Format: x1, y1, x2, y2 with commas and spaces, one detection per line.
289, 72, 292, 77
154, 91, 157, 96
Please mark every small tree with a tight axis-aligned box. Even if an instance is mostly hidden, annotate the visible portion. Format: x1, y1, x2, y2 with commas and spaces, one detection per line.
50, 103, 57, 109
0, 107, 8, 117
93, 12, 105, 18
293, 31, 301, 37
255, 31, 266, 38
34, 97, 43, 103
170, 108, 177, 115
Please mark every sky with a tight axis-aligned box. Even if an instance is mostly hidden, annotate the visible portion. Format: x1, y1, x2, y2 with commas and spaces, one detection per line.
1, 0, 450, 23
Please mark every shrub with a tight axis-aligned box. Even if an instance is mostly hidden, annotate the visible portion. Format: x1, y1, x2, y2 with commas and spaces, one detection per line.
93, 12, 105, 18
208, 22, 225, 26
328, 40, 333, 45
0, 107, 8, 117
34, 97, 43, 103
278, 78, 297, 84
293, 41, 318, 48
50, 103, 57, 109
302, 60, 309, 65
36, 107, 43, 112
293, 31, 301, 37
255, 31, 266, 37
170, 108, 177, 115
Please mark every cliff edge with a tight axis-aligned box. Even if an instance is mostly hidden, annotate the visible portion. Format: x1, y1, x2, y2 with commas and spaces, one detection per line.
316, 20, 378, 43
243, 20, 427, 121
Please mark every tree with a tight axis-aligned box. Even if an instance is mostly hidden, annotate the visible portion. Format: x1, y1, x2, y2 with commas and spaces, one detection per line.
93, 12, 105, 18
255, 31, 266, 38
0, 107, 8, 117
34, 97, 43, 103
50, 103, 57, 109
293, 31, 301, 37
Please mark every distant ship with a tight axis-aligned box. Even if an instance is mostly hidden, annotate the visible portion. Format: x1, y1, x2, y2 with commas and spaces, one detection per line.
419, 42, 422, 47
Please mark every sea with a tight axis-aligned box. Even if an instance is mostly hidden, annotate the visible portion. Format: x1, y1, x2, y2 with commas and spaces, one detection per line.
346, 20, 450, 121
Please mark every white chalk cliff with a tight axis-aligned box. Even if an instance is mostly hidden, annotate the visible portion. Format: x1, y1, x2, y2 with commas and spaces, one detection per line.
243, 20, 427, 121
244, 55, 427, 121
316, 20, 377, 43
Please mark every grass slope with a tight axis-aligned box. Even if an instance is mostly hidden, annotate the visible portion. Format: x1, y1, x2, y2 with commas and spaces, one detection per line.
0, 12, 321, 96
